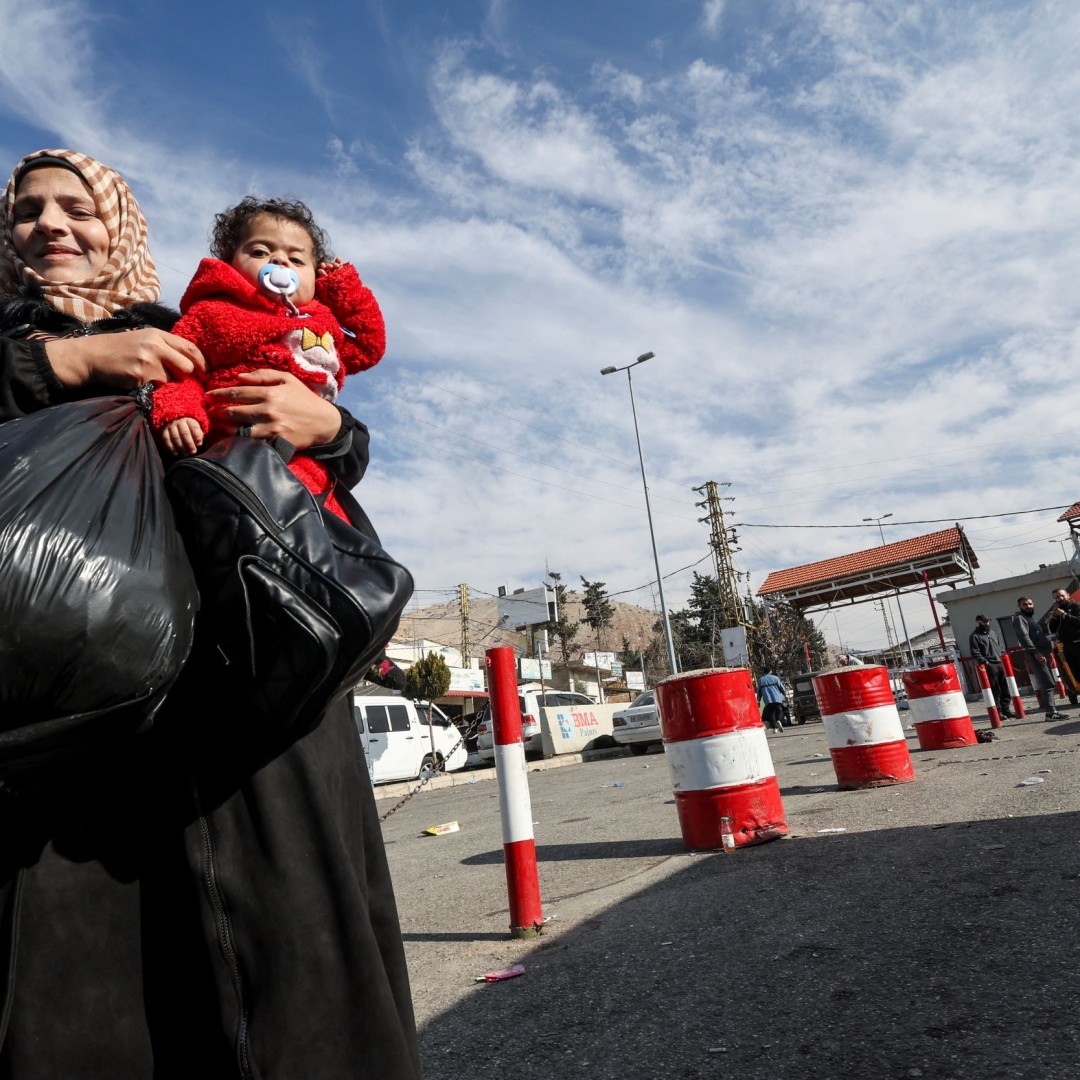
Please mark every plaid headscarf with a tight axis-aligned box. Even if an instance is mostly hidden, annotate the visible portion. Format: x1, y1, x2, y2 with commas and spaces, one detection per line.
1, 148, 160, 322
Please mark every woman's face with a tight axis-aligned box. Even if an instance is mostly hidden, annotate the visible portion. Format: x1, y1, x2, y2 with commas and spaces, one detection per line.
231, 214, 318, 305
10, 167, 111, 283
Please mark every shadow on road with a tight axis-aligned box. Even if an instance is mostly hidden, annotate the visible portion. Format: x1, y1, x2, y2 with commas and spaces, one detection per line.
1045, 720, 1080, 736
421, 811, 1080, 1080
460, 838, 686, 865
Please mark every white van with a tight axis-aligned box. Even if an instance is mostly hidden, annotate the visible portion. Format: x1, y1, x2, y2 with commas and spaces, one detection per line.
351, 693, 467, 784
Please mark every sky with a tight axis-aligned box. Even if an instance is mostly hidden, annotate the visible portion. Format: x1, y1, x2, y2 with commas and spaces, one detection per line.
3, 0, 1080, 652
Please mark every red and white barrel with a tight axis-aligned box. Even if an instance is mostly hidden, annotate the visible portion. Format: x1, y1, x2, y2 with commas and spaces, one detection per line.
1049, 653, 1067, 699
976, 664, 1002, 729
902, 665, 978, 750
813, 666, 915, 789
1000, 653, 1026, 719
655, 667, 787, 851
485, 647, 544, 938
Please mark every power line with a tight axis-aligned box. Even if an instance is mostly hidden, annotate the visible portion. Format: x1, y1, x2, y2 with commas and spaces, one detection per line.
607, 553, 713, 598
738, 504, 1073, 529
394, 366, 691, 491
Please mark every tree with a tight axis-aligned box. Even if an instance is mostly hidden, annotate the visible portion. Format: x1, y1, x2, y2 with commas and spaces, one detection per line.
745, 599, 828, 679
544, 571, 580, 665
580, 577, 615, 702
666, 573, 727, 672
579, 577, 615, 651
403, 651, 452, 702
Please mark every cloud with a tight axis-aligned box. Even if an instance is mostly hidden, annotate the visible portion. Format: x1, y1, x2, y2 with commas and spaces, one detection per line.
4, 0, 1080, 653
701, 0, 725, 37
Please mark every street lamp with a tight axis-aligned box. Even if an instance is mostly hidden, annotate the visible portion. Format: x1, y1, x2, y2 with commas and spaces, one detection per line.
1049, 538, 1073, 565
600, 351, 678, 676
863, 512, 915, 667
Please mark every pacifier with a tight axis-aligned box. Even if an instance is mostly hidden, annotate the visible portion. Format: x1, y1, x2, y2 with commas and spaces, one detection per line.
258, 264, 301, 314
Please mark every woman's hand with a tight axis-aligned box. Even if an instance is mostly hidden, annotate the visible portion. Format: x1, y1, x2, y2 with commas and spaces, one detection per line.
204, 370, 342, 450
44, 329, 206, 390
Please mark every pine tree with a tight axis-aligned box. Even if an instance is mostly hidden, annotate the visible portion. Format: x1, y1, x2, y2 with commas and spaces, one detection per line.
580, 577, 615, 699
544, 571, 581, 664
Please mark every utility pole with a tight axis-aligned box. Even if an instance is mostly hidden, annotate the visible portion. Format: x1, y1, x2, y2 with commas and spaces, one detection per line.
877, 599, 897, 665
693, 481, 744, 630
459, 584, 470, 670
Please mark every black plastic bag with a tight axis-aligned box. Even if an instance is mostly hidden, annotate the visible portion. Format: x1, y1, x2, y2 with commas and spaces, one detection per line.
0, 395, 197, 773
165, 437, 413, 744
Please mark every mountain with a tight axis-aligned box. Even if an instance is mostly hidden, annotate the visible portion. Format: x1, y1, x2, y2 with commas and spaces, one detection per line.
394, 590, 661, 662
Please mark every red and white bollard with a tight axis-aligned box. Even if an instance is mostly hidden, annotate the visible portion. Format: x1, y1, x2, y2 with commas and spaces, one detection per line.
902, 664, 977, 750
1049, 653, 1067, 699
485, 647, 544, 938
655, 667, 788, 851
813, 666, 915, 789
976, 664, 1003, 729
1000, 653, 1026, 719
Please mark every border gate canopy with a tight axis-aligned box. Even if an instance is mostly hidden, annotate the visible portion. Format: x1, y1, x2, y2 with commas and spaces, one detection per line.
756, 526, 978, 612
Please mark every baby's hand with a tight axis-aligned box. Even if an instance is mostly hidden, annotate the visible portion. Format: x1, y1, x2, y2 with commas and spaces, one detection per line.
316, 257, 344, 278
161, 417, 204, 456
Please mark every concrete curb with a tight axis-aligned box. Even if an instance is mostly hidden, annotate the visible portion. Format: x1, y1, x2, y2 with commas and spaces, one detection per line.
372, 745, 633, 801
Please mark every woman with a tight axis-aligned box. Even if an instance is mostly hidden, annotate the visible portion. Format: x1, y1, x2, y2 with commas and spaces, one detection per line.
0, 150, 421, 1080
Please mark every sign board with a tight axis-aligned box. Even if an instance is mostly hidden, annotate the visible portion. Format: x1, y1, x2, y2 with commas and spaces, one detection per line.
581, 651, 616, 672
610, 661, 623, 677
448, 667, 486, 693
497, 586, 557, 630
539, 704, 620, 757
518, 657, 553, 680
721, 625, 749, 669
626, 671, 645, 691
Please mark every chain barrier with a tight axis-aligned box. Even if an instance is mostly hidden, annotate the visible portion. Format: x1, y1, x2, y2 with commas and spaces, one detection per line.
377, 728, 469, 823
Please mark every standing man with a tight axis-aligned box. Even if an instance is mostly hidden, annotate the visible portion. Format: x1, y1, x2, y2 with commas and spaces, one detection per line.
1012, 596, 1068, 720
757, 667, 787, 733
1048, 587, 1080, 706
968, 615, 1013, 719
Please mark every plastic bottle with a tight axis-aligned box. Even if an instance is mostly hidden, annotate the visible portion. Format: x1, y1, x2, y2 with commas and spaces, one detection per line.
720, 816, 736, 852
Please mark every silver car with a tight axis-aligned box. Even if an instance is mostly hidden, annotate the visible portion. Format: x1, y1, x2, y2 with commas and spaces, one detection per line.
612, 691, 662, 755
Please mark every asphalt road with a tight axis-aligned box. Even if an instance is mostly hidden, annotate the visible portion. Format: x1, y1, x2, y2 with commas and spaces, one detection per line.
381, 708, 1080, 1079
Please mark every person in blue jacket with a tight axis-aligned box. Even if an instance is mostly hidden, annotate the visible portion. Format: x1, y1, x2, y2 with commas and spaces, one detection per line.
757, 667, 787, 732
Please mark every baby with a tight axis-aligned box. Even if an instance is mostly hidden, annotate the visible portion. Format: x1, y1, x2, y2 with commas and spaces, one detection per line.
152, 196, 384, 520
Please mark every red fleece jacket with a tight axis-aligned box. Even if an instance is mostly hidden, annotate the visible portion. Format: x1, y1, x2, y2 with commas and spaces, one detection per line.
153, 258, 385, 514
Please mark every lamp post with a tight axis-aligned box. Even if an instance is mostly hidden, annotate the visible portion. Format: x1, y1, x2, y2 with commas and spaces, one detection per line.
600, 352, 678, 676
1049, 538, 1073, 566
863, 513, 915, 667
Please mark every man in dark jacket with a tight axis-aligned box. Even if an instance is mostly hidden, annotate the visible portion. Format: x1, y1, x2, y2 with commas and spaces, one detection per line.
1012, 597, 1067, 720
968, 615, 1013, 719
1048, 587, 1080, 706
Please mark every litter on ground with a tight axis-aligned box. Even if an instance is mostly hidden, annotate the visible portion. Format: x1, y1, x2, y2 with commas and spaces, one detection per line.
475, 964, 525, 983
422, 821, 460, 836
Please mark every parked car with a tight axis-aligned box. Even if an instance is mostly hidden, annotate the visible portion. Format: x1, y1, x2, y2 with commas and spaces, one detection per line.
351, 693, 467, 783
475, 686, 598, 762
790, 671, 827, 724
612, 690, 662, 755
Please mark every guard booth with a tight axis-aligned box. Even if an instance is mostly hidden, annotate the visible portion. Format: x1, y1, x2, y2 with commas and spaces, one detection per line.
756, 526, 979, 676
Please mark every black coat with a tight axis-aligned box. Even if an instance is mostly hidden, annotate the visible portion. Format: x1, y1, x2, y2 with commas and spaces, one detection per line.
0, 290, 421, 1079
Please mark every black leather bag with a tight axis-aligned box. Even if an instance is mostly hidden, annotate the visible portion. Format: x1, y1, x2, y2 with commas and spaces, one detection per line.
165, 437, 413, 739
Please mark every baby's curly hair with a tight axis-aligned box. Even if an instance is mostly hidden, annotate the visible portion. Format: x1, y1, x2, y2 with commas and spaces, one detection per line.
210, 195, 333, 265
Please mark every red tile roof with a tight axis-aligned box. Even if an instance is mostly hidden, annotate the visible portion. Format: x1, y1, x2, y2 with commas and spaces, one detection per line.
1058, 502, 1080, 522
758, 527, 972, 596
